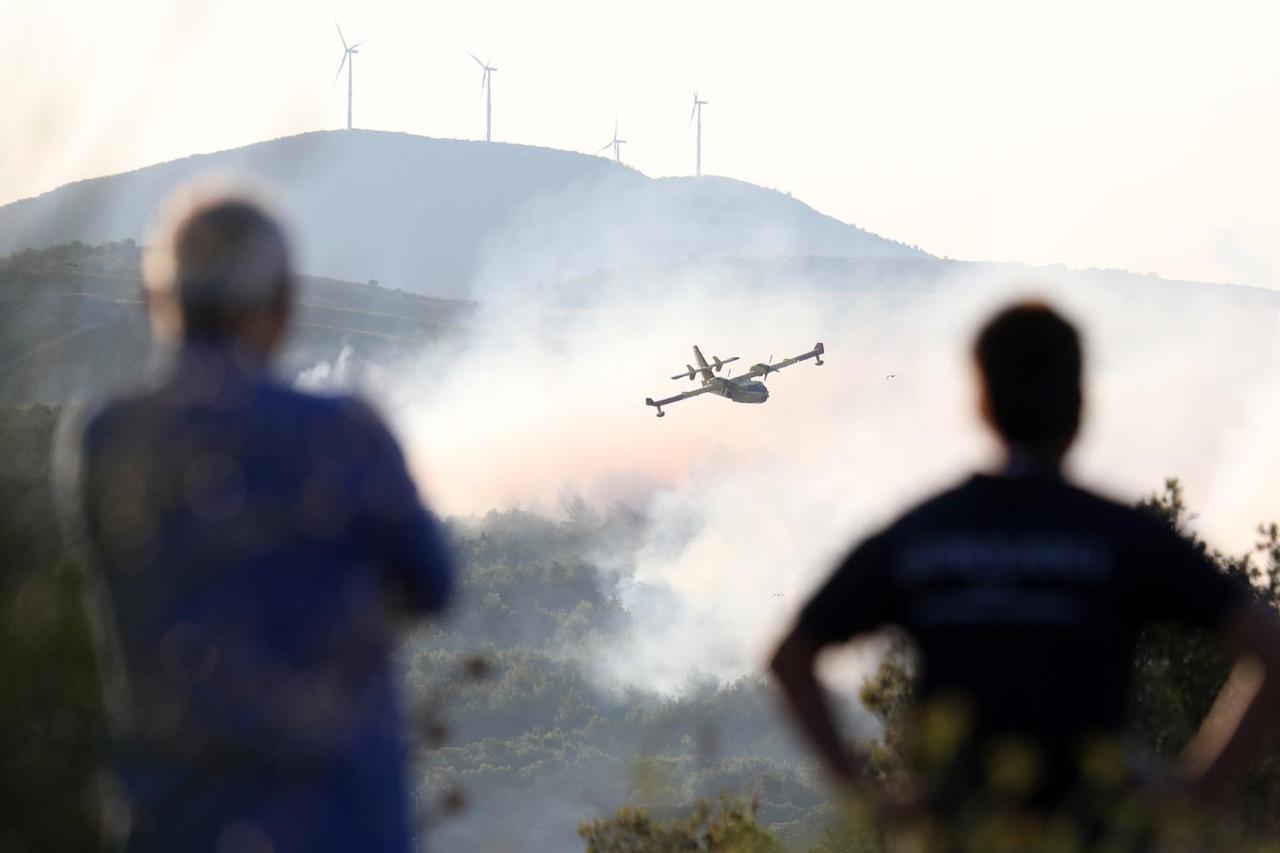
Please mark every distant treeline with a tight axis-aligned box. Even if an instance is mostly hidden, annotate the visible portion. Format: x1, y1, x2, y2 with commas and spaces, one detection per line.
0, 238, 143, 278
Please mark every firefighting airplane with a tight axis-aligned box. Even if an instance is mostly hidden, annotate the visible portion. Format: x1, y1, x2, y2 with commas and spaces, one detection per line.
644, 342, 825, 417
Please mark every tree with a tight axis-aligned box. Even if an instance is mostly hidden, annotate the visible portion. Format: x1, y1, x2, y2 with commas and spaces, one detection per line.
856, 638, 914, 787
579, 796, 782, 853
1131, 480, 1280, 841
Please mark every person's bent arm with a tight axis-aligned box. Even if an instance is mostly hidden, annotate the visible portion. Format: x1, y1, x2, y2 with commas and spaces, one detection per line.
770, 626, 862, 788
1178, 600, 1280, 800
383, 507, 455, 615
353, 404, 455, 615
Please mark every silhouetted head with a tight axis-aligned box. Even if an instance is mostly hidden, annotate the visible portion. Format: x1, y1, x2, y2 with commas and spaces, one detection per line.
974, 301, 1083, 461
144, 187, 292, 360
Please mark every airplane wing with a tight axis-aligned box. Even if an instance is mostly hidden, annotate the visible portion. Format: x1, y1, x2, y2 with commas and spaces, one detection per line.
746, 342, 825, 378
645, 385, 714, 418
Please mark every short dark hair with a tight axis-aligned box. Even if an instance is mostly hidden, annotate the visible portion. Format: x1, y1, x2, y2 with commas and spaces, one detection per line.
974, 301, 1082, 447
146, 193, 291, 340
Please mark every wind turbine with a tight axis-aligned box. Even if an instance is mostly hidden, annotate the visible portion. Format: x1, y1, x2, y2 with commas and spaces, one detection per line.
333, 19, 366, 130
469, 53, 497, 142
596, 117, 626, 163
689, 91, 708, 176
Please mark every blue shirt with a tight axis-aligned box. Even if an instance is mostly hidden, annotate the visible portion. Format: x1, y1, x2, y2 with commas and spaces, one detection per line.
79, 344, 453, 853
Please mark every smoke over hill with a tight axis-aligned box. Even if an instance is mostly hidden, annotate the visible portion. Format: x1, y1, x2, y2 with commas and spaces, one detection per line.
6, 134, 1280, 850
300, 250, 1280, 694
5, 137, 1278, 694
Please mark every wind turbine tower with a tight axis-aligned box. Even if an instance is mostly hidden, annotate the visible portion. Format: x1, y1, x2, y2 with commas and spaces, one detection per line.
597, 118, 626, 163
690, 91, 708, 176
333, 20, 366, 130
469, 53, 498, 142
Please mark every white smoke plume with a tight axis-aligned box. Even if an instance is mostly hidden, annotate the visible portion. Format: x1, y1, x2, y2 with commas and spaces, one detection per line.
294, 343, 358, 391
305, 240, 1280, 695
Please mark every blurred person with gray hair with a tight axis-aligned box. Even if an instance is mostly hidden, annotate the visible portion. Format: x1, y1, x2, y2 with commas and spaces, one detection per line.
67, 188, 454, 852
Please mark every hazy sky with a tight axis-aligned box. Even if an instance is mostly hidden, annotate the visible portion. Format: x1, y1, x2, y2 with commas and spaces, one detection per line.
5, 0, 1278, 288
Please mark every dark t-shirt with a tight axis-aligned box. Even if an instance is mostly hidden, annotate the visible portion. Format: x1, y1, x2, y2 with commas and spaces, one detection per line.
800, 472, 1245, 807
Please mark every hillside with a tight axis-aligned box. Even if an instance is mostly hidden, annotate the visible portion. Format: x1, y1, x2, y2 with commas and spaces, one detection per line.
0, 131, 925, 299
0, 241, 469, 403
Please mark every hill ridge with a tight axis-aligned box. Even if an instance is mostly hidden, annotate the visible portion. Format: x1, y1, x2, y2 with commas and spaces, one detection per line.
0, 130, 925, 299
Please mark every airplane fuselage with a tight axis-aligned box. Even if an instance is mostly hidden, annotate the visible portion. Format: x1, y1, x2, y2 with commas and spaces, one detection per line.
706, 376, 769, 404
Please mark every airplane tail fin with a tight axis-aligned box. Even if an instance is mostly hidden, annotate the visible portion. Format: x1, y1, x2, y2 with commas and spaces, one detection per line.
691, 346, 713, 381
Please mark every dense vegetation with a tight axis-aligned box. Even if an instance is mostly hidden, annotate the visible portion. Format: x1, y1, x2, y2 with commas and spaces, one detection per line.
0, 404, 834, 851
404, 502, 837, 850
572, 482, 1280, 851
4, 391, 1280, 850
378, 484, 1273, 849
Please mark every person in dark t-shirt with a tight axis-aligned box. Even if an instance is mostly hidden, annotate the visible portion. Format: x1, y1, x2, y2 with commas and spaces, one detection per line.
770, 302, 1280, 845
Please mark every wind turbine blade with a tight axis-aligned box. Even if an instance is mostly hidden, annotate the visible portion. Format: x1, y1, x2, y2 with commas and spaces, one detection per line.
333, 52, 348, 84
468, 51, 484, 68
334, 18, 348, 50
349, 40, 367, 50
596, 142, 612, 153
